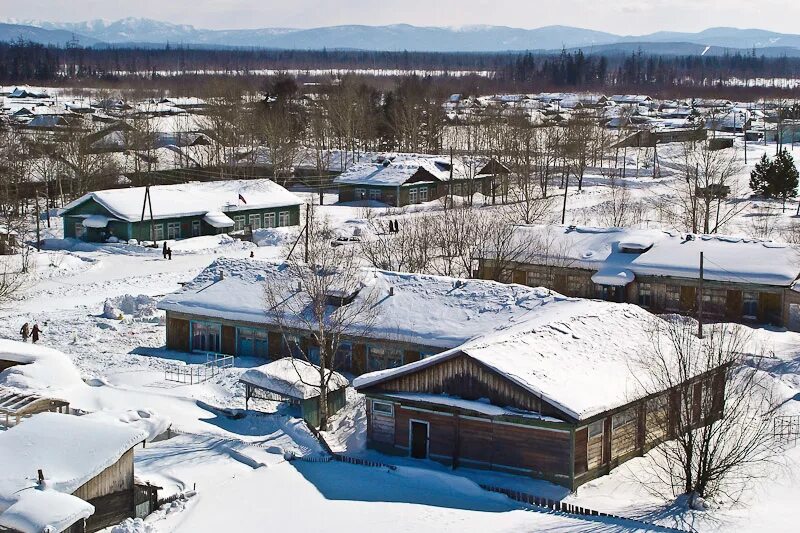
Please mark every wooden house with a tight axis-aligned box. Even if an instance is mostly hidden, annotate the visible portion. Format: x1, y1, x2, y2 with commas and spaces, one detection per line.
475, 224, 800, 331
157, 258, 554, 376
334, 154, 509, 206
0, 412, 147, 532
353, 300, 728, 489
59, 179, 302, 243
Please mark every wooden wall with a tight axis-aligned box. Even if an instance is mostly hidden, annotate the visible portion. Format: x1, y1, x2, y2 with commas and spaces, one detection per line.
72, 448, 135, 532
165, 313, 189, 352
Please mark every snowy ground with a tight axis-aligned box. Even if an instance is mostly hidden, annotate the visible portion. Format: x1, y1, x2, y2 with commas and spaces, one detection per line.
2, 140, 800, 532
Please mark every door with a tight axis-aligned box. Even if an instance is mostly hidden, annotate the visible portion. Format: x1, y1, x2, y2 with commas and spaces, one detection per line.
410, 420, 429, 459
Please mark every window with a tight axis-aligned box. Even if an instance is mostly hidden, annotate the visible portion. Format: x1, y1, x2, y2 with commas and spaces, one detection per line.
408, 188, 418, 204
152, 223, 164, 241
742, 291, 758, 319
355, 188, 367, 200
567, 274, 584, 295
283, 334, 304, 358
249, 214, 261, 230
638, 283, 652, 307
611, 408, 637, 458
191, 220, 201, 237
191, 321, 221, 353
369, 189, 381, 201
665, 285, 681, 311
335, 342, 353, 371
587, 420, 604, 470
526, 270, 551, 288
75, 222, 86, 239
237, 327, 269, 358
367, 345, 404, 371
372, 401, 394, 416
646, 395, 668, 443
278, 211, 290, 227
419, 187, 428, 202
702, 289, 726, 315
233, 215, 246, 231
167, 222, 181, 239
264, 212, 276, 228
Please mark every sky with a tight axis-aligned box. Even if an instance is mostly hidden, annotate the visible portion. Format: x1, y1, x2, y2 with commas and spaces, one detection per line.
0, 0, 798, 35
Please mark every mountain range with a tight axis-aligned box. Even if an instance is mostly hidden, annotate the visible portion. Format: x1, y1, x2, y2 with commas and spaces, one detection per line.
2, 18, 800, 55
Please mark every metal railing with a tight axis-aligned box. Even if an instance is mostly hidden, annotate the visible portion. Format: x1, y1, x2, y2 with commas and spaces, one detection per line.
773, 415, 800, 449
165, 352, 234, 384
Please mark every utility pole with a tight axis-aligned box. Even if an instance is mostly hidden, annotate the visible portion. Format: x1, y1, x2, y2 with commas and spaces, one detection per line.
742, 111, 748, 164
140, 184, 155, 246
561, 167, 569, 225
698, 251, 704, 339
304, 203, 311, 264
35, 189, 41, 252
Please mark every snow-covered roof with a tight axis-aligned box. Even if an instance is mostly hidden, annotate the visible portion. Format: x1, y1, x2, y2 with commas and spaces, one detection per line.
355, 300, 689, 421
158, 258, 566, 350
0, 339, 84, 394
0, 489, 94, 533
480, 225, 800, 287
240, 358, 349, 400
61, 179, 303, 223
333, 154, 472, 187
0, 413, 146, 525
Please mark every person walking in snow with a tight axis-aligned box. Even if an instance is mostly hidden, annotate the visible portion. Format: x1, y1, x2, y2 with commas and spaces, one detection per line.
20, 322, 30, 342
31, 324, 41, 344
162, 241, 168, 259
167, 247, 173, 260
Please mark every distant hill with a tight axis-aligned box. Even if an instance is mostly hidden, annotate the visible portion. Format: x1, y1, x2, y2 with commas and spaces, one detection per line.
0, 22, 100, 46
2, 18, 800, 55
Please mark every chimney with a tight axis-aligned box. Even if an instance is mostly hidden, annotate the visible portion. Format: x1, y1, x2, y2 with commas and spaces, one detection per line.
219, 270, 224, 280
389, 286, 394, 296
37, 469, 44, 485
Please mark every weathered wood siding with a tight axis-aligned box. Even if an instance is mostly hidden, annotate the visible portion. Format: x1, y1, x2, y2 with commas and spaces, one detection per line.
165, 313, 190, 352
362, 353, 569, 420
72, 448, 135, 532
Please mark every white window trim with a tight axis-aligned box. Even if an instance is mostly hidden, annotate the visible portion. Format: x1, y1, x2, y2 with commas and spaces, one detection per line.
372, 400, 394, 416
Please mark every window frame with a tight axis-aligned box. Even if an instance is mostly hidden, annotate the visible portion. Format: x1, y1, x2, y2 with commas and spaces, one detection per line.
166, 221, 181, 239
372, 400, 394, 416
263, 212, 276, 228
249, 213, 262, 230
152, 223, 164, 241
278, 211, 290, 227
233, 215, 246, 231
191, 220, 201, 237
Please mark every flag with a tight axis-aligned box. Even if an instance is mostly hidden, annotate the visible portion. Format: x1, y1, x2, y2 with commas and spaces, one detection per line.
238, 194, 247, 205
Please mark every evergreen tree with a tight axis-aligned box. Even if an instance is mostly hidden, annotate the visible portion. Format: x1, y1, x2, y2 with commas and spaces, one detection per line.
749, 153, 773, 197
772, 149, 799, 211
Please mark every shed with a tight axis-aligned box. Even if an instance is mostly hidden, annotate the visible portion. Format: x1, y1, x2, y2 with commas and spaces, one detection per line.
240, 358, 349, 428
0, 389, 70, 427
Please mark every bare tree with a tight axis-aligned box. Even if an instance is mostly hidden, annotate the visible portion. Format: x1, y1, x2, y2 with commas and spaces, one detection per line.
264, 208, 379, 430
636, 318, 778, 506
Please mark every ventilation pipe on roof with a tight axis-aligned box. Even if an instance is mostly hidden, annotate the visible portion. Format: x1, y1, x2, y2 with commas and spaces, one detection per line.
297, 282, 302, 292
389, 286, 394, 296
219, 270, 224, 280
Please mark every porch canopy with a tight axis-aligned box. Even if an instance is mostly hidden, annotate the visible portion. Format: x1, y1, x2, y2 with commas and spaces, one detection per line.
203, 211, 235, 228
81, 214, 119, 228
591, 267, 635, 287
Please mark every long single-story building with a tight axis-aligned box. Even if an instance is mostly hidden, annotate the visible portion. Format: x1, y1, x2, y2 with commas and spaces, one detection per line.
476, 224, 800, 331
157, 257, 562, 375
59, 179, 303, 243
0, 412, 147, 533
334, 153, 509, 206
353, 300, 728, 489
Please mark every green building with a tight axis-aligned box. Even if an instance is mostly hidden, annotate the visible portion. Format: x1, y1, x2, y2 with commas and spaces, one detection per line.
60, 179, 303, 243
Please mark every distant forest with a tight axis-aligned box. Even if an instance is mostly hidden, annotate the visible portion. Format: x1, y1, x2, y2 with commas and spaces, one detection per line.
1, 39, 800, 98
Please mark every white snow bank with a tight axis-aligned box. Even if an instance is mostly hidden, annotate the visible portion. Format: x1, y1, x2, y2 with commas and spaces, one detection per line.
111, 517, 159, 533
83, 409, 171, 442
0, 489, 94, 533
102, 294, 160, 320
240, 358, 349, 400
0, 339, 84, 393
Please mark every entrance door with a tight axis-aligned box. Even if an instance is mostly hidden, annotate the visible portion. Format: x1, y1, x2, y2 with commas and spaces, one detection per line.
410, 420, 429, 459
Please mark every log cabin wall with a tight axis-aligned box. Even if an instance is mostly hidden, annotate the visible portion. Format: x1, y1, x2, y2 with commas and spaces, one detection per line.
72, 448, 136, 532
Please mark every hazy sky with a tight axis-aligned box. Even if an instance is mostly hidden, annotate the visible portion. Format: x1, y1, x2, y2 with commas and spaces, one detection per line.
1, 0, 797, 35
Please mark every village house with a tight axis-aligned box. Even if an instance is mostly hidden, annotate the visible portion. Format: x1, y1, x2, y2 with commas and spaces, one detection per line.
59, 179, 302, 243
353, 297, 727, 489
0, 412, 148, 533
333, 153, 509, 206
475, 224, 800, 331
157, 258, 559, 375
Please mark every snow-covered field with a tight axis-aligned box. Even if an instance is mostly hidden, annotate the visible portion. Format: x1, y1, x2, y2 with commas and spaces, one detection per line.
2, 140, 800, 532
